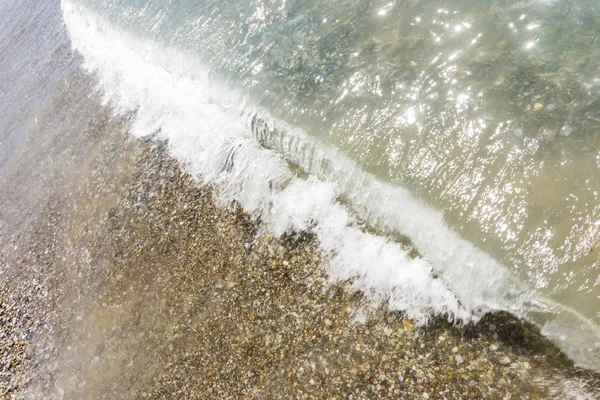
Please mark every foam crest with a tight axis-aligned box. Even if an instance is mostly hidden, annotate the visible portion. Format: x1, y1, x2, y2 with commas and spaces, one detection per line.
61, 1, 600, 371
249, 114, 530, 316
62, 0, 470, 324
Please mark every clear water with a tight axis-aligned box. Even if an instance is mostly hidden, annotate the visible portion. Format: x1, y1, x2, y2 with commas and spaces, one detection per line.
2, 0, 600, 371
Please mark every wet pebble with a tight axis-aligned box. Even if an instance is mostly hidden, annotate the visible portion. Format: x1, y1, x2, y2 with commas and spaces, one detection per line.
499, 356, 511, 365
512, 128, 523, 138
561, 125, 573, 136
541, 129, 557, 140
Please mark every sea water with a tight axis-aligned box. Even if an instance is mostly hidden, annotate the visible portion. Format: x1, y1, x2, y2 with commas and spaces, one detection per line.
1, 0, 599, 371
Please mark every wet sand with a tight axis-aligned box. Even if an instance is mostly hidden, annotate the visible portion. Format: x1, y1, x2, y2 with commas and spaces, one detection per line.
1, 114, 599, 399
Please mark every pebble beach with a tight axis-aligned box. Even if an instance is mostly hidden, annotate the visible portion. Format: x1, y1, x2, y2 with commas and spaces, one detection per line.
1, 123, 599, 398
1, 0, 600, 398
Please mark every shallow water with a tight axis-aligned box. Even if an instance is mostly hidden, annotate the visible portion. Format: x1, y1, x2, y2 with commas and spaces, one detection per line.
1, 0, 600, 373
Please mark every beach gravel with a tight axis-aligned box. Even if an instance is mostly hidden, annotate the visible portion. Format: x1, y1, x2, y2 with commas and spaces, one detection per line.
1, 135, 599, 399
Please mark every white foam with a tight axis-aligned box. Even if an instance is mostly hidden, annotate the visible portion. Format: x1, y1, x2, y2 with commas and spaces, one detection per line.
61, 1, 600, 372
248, 113, 534, 316
61, 0, 471, 324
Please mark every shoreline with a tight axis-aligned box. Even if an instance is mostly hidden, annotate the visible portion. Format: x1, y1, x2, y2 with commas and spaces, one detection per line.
1, 134, 599, 398
1, 0, 599, 397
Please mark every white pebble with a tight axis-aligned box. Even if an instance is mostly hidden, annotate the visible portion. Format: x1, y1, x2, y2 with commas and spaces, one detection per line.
561, 125, 573, 136
541, 129, 556, 140
512, 128, 523, 137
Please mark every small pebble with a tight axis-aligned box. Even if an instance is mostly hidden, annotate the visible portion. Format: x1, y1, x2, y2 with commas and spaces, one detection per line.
455, 355, 464, 364
561, 125, 573, 136
541, 129, 557, 140
512, 128, 523, 137
533, 103, 544, 111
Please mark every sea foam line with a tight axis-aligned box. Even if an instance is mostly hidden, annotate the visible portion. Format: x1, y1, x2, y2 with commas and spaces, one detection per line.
60, 0, 473, 323
61, 0, 600, 371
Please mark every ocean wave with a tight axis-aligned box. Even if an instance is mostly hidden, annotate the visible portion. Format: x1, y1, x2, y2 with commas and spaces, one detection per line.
61, 0, 600, 371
